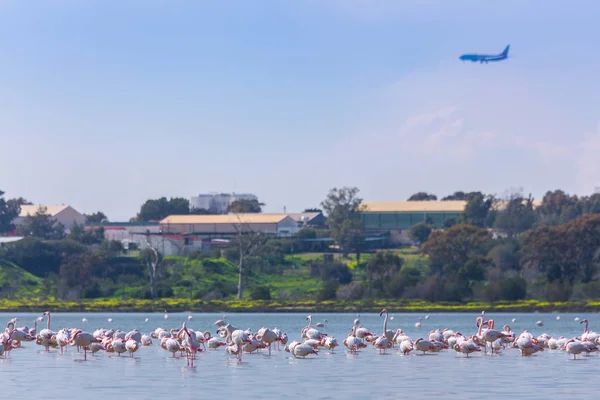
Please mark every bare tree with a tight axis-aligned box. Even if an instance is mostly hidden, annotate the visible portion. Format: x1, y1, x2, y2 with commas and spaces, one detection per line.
231, 214, 267, 300
141, 237, 162, 299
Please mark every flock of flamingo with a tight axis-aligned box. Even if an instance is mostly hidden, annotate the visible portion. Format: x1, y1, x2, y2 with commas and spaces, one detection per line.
1, 310, 598, 363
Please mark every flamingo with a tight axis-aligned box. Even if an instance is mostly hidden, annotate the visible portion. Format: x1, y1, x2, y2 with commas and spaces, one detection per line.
278, 332, 289, 349
89, 342, 104, 355
228, 329, 252, 363
322, 336, 338, 352
125, 339, 140, 358
315, 319, 328, 328
55, 328, 71, 355
207, 336, 227, 350
414, 338, 437, 354
302, 316, 325, 340
563, 338, 589, 359
164, 337, 182, 357
1, 325, 16, 358
69, 329, 98, 360
255, 327, 278, 356
125, 329, 142, 343
480, 319, 510, 354
291, 343, 318, 358
141, 334, 153, 346
428, 329, 444, 343
580, 319, 600, 343
111, 338, 127, 356
373, 309, 392, 354
180, 322, 201, 366
514, 332, 543, 357
399, 339, 414, 355
343, 326, 366, 353
37, 311, 54, 352
214, 315, 227, 327
454, 336, 482, 357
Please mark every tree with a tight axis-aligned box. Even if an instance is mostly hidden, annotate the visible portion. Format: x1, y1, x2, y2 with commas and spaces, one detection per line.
68, 222, 105, 245
226, 199, 264, 213
462, 192, 496, 228
17, 206, 66, 240
441, 191, 467, 201
84, 211, 107, 223
443, 217, 458, 228
422, 224, 492, 293
524, 215, 600, 284
407, 192, 437, 201
190, 207, 220, 215
409, 222, 432, 244
230, 215, 267, 299
59, 251, 105, 298
366, 251, 403, 297
303, 208, 323, 213
494, 194, 537, 238
140, 245, 162, 299
321, 187, 365, 258
0, 191, 21, 234
136, 197, 190, 221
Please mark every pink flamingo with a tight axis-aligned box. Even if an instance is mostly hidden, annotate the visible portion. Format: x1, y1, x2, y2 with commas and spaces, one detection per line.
180, 322, 201, 366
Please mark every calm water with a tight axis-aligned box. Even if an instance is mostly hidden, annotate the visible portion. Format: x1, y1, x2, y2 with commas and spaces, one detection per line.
4, 312, 600, 399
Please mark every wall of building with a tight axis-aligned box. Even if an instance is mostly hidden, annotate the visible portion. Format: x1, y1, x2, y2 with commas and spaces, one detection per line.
276, 218, 300, 237
160, 218, 299, 237
362, 211, 461, 230
55, 207, 87, 231
136, 234, 202, 257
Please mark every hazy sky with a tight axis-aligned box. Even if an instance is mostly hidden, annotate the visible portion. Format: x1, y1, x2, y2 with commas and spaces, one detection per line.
1, 0, 599, 220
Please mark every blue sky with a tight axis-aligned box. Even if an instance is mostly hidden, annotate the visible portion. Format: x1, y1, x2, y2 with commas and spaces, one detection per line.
1, 0, 599, 220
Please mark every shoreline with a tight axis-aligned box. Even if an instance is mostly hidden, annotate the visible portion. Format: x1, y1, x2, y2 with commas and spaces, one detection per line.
1, 299, 599, 313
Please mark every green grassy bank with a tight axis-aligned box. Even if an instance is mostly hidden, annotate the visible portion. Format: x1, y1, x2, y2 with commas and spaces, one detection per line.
2, 298, 600, 313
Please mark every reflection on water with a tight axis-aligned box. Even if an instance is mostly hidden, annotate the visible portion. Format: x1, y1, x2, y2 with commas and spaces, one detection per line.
3, 312, 600, 399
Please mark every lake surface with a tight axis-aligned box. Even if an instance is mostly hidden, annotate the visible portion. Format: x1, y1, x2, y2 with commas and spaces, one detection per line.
4, 311, 600, 399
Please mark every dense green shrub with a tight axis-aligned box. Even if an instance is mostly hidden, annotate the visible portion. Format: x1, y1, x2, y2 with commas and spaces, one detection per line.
250, 285, 272, 300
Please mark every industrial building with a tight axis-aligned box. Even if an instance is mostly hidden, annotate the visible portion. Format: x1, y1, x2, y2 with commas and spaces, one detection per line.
361, 201, 466, 231
15, 204, 86, 232
286, 211, 326, 227
159, 213, 299, 238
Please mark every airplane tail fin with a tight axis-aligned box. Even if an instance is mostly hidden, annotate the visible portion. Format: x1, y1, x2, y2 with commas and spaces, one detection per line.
502, 45, 510, 56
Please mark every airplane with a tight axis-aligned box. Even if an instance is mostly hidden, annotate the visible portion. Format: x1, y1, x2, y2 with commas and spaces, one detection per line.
459, 45, 510, 63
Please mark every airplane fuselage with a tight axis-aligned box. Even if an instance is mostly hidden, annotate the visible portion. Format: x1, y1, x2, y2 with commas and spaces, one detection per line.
459, 45, 510, 64
459, 54, 507, 63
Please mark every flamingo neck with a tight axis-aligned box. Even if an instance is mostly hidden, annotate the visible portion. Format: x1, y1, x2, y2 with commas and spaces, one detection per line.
382, 312, 388, 335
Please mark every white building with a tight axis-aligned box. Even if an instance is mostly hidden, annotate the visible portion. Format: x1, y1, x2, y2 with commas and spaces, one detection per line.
190, 192, 258, 214
15, 205, 86, 232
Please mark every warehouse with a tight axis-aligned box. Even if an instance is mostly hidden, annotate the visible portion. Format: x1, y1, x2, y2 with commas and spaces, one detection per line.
159, 214, 299, 238
361, 201, 465, 231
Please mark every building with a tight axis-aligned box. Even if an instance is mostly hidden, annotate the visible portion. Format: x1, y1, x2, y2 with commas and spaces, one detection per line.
15, 204, 86, 232
86, 221, 161, 242
0, 236, 24, 248
159, 213, 299, 238
361, 201, 466, 231
286, 211, 326, 227
190, 192, 258, 214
